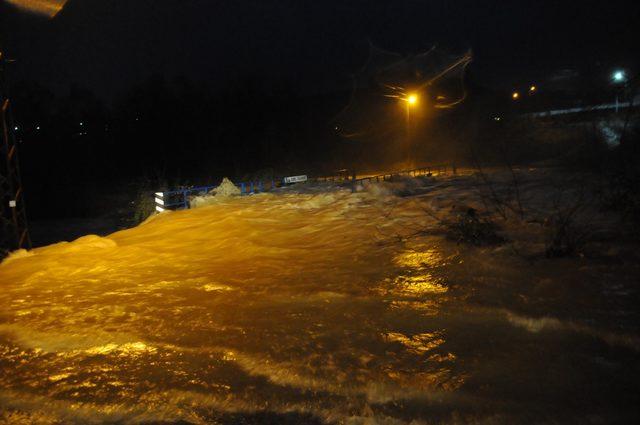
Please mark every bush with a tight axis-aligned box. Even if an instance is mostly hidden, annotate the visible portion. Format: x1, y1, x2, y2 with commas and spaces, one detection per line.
598, 133, 640, 222
544, 206, 590, 258
131, 177, 165, 225
132, 189, 156, 224
445, 208, 504, 246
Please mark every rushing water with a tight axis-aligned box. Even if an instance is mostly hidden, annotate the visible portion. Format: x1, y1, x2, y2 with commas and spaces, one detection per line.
1, 180, 639, 424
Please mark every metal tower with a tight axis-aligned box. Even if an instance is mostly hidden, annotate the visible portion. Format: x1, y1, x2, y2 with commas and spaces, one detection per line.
1, 51, 31, 258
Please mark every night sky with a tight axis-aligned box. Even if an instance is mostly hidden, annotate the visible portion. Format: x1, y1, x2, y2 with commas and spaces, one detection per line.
3, 0, 639, 100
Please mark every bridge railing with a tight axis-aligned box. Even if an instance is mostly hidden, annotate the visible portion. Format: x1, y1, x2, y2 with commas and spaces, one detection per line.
154, 164, 452, 212
154, 179, 280, 212
349, 164, 450, 186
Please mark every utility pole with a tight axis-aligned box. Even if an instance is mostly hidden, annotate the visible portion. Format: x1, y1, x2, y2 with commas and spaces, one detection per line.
1, 51, 31, 258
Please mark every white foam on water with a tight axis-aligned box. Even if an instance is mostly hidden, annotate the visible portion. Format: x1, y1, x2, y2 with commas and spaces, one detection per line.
505, 310, 640, 351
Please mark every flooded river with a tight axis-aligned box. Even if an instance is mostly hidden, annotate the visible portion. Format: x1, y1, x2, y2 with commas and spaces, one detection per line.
1, 177, 639, 424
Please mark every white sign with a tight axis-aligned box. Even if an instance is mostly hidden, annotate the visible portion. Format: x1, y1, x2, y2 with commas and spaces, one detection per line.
9, 200, 16, 208
284, 175, 308, 184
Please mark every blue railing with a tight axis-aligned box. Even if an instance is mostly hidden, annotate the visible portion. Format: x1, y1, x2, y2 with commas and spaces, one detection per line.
154, 164, 452, 212
154, 179, 280, 212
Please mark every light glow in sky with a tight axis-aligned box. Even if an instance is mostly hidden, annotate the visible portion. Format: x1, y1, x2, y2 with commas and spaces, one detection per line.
7, 0, 67, 17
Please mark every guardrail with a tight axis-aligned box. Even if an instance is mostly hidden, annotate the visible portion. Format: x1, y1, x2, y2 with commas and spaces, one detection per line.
154, 180, 279, 212
154, 164, 452, 212
350, 164, 450, 186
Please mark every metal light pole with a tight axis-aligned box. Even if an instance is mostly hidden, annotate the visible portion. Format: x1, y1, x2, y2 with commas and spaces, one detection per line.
0, 51, 31, 257
612, 70, 627, 113
404, 93, 418, 163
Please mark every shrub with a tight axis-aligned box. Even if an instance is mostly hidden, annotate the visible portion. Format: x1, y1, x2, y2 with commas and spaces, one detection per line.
445, 208, 504, 246
544, 206, 590, 258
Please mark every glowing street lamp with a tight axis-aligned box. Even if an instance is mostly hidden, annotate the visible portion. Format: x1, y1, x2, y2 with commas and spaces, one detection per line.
403, 92, 419, 127
403, 92, 419, 163
402, 92, 419, 126
612, 70, 626, 84
512, 91, 520, 100
529, 85, 537, 93
403, 93, 419, 122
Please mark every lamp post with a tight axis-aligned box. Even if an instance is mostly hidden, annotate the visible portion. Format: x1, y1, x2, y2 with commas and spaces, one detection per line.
611, 69, 627, 113
403, 92, 419, 164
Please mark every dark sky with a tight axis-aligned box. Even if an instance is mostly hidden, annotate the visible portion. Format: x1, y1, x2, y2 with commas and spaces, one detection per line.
2, 0, 639, 100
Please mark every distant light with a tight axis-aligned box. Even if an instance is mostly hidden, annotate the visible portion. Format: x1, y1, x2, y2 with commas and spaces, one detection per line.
512, 91, 520, 100
14, 126, 18, 131
529, 85, 537, 93
407, 93, 418, 105
612, 70, 626, 83
80, 122, 84, 126
36, 126, 40, 130
494, 116, 502, 121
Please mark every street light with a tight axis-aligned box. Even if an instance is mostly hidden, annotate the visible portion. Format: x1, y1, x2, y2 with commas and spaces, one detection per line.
403, 92, 419, 164
403, 92, 419, 129
611, 69, 627, 113
512, 91, 520, 100
612, 70, 626, 84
